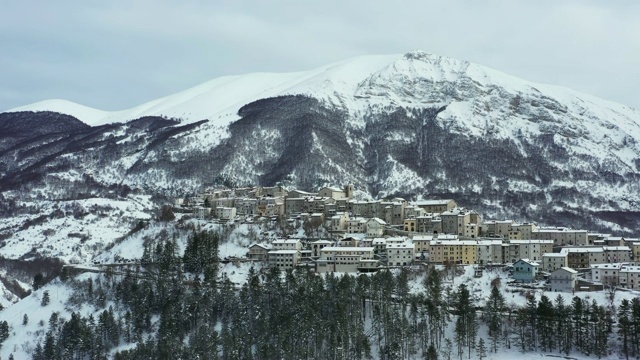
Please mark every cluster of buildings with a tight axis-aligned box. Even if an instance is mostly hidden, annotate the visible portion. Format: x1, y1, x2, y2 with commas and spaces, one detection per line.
175, 185, 640, 292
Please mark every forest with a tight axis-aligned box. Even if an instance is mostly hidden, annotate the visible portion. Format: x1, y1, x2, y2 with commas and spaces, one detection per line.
4, 230, 640, 360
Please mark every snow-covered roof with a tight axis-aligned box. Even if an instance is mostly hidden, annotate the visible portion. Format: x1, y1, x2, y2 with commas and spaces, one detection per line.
542, 253, 567, 258
561, 247, 604, 254
413, 199, 454, 206
620, 266, 640, 274
412, 235, 435, 241
386, 243, 415, 249
515, 258, 539, 267
311, 240, 332, 244
430, 240, 480, 246
603, 246, 631, 251
272, 239, 301, 244
268, 250, 300, 254
367, 217, 386, 225
249, 243, 272, 250
555, 267, 578, 274
321, 247, 374, 252
591, 263, 627, 270
319, 186, 343, 192
510, 240, 554, 244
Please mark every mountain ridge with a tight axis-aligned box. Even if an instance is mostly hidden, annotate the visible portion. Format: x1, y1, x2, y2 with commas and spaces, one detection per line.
1, 50, 640, 241
6, 51, 637, 127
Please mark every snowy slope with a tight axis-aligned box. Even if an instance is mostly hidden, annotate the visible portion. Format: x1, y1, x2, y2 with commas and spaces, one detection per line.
8, 51, 637, 129
5, 55, 397, 127
2, 50, 640, 235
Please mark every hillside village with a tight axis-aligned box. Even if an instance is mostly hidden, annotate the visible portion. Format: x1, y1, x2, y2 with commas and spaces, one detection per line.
174, 184, 640, 293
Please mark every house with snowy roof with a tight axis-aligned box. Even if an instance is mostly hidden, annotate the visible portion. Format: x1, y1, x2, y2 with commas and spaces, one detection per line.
412, 199, 457, 213
316, 246, 376, 273
386, 242, 415, 267
512, 259, 539, 283
590, 263, 626, 286
542, 252, 568, 272
248, 243, 272, 261
366, 217, 386, 237
547, 267, 578, 292
619, 265, 640, 291
318, 186, 348, 199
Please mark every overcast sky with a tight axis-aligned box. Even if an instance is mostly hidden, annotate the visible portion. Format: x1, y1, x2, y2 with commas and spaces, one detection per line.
2, 1, 639, 111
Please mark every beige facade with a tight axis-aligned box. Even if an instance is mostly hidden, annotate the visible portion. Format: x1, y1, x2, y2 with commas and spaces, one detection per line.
542, 253, 568, 272
257, 197, 284, 217
561, 247, 605, 269
285, 197, 307, 214
346, 218, 367, 234
413, 199, 457, 214
603, 246, 631, 263
429, 240, 478, 265
441, 209, 470, 236
464, 223, 479, 238
412, 235, 434, 254
533, 228, 589, 246
619, 266, 640, 290
318, 186, 347, 199
215, 206, 237, 220
494, 220, 514, 238
416, 214, 441, 234
404, 218, 417, 233
272, 239, 302, 251
507, 240, 554, 263
475, 240, 503, 265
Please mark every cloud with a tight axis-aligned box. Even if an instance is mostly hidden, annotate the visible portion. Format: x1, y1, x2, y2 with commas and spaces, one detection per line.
1, 0, 639, 111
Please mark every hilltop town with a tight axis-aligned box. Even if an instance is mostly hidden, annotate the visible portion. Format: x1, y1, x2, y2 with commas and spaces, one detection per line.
174, 184, 640, 293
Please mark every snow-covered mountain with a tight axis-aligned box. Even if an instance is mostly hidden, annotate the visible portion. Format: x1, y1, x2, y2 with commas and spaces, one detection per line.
2, 50, 640, 252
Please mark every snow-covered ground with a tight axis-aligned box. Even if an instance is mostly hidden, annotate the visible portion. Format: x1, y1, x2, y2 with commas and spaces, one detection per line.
0, 196, 154, 263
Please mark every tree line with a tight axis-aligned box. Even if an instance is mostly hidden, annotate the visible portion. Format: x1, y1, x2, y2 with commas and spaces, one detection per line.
13, 229, 640, 359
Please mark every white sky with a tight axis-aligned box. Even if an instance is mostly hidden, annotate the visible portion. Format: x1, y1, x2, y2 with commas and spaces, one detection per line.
1, 1, 639, 111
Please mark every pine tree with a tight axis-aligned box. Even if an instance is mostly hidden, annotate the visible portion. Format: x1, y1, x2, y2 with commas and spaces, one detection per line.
484, 284, 505, 352
0, 320, 9, 346
41, 290, 50, 306
442, 338, 453, 360
476, 338, 487, 360
23, 314, 28, 325
537, 294, 554, 352
631, 298, 640, 357
426, 343, 438, 360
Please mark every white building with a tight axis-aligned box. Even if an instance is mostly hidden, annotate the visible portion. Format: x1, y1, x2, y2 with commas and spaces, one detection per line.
412, 235, 435, 254
215, 206, 237, 220
547, 267, 578, 293
272, 239, 303, 251
386, 243, 415, 266
316, 247, 377, 273
542, 253, 568, 273
590, 263, 626, 286
619, 265, 640, 290
330, 212, 349, 232
346, 217, 367, 234
366, 217, 386, 237
476, 239, 503, 265
268, 250, 300, 269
